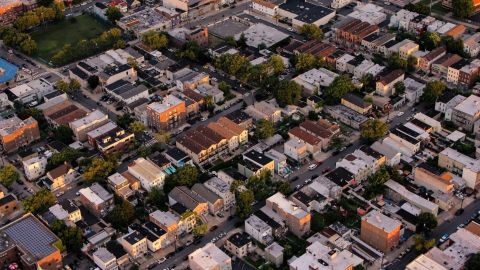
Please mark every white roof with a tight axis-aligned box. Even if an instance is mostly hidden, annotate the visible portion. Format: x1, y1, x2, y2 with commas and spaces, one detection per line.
446, 130, 466, 142
49, 204, 69, 220
108, 172, 128, 186
128, 157, 165, 184
235, 23, 289, 48
79, 186, 105, 205
406, 254, 447, 270
189, 243, 231, 269
266, 192, 309, 219
86, 122, 117, 139
362, 210, 401, 233
147, 95, 184, 113
149, 210, 179, 227
93, 247, 116, 264
70, 110, 108, 130
439, 147, 480, 172
454, 94, 480, 117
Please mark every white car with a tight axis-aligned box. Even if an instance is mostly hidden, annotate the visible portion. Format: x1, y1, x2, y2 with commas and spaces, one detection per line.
308, 164, 317, 171
397, 111, 404, 117
158, 257, 166, 263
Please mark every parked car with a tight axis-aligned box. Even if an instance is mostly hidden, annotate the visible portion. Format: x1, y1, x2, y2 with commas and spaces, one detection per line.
308, 164, 317, 171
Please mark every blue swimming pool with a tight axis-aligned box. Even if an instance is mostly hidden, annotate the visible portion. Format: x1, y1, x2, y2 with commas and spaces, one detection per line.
0, 58, 18, 84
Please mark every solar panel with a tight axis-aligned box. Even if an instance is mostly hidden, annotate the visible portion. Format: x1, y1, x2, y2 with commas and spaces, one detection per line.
4, 216, 57, 258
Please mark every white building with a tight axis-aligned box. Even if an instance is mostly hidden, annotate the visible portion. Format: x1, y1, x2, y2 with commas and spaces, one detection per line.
128, 157, 166, 191
403, 77, 426, 103
189, 243, 232, 270
289, 241, 363, 270
204, 177, 235, 209
22, 155, 47, 181
435, 94, 466, 121
93, 247, 118, 270
348, 3, 386, 25
331, 0, 351, 9
284, 138, 308, 162
69, 110, 109, 142
336, 54, 355, 72
293, 68, 339, 95
245, 214, 273, 244
252, 0, 279, 17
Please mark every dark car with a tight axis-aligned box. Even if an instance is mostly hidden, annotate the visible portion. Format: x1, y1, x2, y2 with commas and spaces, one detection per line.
209, 225, 218, 231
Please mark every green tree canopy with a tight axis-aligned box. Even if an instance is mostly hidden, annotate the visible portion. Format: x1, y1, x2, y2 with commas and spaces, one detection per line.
141, 31, 169, 50
394, 81, 405, 95
361, 119, 389, 143
416, 212, 438, 233
465, 253, 480, 270
164, 165, 199, 192
107, 199, 135, 229
324, 75, 356, 104
52, 125, 74, 144
147, 187, 168, 211
274, 80, 301, 107
47, 147, 82, 169
421, 80, 446, 104
299, 24, 323, 40
443, 36, 465, 55
88, 75, 100, 89
106, 7, 123, 23
51, 220, 84, 253
420, 31, 441, 50
254, 119, 274, 140
192, 223, 208, 236
387, 53, 407, 70
266, 55, 286, 74
82, 157, 117, 183
294, 53, 317, 73
236, 189, 254, 219
22, 188, 56, 213
128, 120, 145, 134
0, 165, 19, 188
452, 0, 474, 18
413, 235, 436, 253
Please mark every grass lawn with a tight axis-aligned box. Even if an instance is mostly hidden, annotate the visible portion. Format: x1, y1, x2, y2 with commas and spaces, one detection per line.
31, 15, 110, 63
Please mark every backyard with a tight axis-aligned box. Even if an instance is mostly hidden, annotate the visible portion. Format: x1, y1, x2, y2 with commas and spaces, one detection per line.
31, 14, 110, 63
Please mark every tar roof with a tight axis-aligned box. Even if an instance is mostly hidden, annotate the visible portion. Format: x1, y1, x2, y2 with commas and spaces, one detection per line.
227, 232, 252, 248
279, 0, 334, 24
243, 149, 273, 166
325, 167, 353, 187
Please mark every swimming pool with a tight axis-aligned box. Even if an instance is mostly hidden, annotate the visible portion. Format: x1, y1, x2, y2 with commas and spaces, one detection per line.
0, 58, 18, 84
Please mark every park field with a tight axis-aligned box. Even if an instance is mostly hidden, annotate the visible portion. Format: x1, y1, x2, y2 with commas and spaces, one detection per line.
31, 14, 111, 63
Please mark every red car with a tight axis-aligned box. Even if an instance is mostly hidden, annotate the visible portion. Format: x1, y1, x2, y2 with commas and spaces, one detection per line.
322, 167, 331, 174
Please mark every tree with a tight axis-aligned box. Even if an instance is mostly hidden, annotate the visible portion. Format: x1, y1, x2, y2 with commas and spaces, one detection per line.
83, 157, 117, 183
299, 24, 323, 40
405, 3, 430, 15
164, 165, 199, 192
413, 235, 436, 253
154, 130, 170, 144
294, 53, 317, 73
177, 41, 209, 63
267, 55, 285, 74
147, 187, 167, 211
443, 36, 465, 55
361, 119, 389, 143
330, 136, 344, 151
420, 32, 441, 50
275, 181, 291, 195
452, 0, 474, 18
387, 53, 407, 70
192, 223, 208, 236
236, 189, 254, 219
116, 114, 134, 129
37, 0, 54, 7
416, 212, 438, 233
407, 55, 417, 72
141, 31, 168, 50
0, 165, 19, 188
274, 80, 301, 107
421, 80, 446, 104
48, 147, 81, 169
52, 125, 74, 144
69, 79, 81, 92
204, 95, 215, 111
128, 120, 145, 134
254, 119, 274, 140
394, 81, 405, 95
106, 7, 123, 23
19, 38, 37, 55
237, 33, 247, 49
324, 75, 356, 104
87, 75, 100, 89
218, 81, 231, 96
22, 188, 56, 213
56, 80, 70, 93
107, 199, 135, 229
51, 220, 83, 253
308, 110, 319, 121
465, 253, 480, 270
